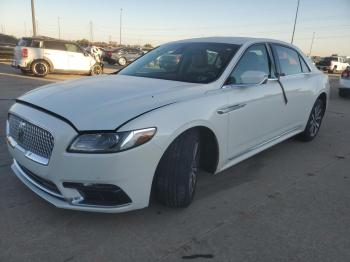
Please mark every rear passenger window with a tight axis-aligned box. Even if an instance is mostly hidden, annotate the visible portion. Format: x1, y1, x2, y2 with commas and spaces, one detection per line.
44, 41, 66, 51
274, 45, 302, 75
299, 56, 310, 73
31, 40, 41, 48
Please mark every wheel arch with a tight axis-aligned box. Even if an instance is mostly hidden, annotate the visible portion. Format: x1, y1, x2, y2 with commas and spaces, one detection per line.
31, 58, 53, 72
155, 124, 220, 175
150, 124, 220, 202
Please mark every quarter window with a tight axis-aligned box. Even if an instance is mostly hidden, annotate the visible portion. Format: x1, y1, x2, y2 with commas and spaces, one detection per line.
229, 44, 271, 85
274, 45, 302, 75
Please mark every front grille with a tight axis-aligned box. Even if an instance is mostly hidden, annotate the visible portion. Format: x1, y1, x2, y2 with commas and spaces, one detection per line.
19, 164, 61, 196
8, 114, 54, 161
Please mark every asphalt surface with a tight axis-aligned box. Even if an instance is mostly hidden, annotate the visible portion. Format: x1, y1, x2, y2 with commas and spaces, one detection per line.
0, 63, 349, 262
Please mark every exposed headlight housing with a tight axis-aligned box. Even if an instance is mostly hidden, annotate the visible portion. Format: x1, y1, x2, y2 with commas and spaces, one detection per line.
68, 127, 156, 153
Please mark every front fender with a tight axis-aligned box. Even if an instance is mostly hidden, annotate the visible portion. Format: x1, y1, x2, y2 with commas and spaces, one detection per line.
118, 90, 230, 171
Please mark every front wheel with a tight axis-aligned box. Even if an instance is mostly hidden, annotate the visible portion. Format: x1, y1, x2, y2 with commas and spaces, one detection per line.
154, 129, 200, 208
297, 98, 325, 141
90, 64, 103, 76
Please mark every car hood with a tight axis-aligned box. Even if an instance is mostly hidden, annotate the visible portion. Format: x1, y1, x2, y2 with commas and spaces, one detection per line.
18, 75, 203, 130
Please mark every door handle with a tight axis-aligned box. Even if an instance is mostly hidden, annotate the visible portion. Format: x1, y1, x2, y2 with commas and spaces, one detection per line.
217, 103, 246, 114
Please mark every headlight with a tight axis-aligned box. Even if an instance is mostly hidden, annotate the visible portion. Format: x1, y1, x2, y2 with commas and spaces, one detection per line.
68, 127, 156, 153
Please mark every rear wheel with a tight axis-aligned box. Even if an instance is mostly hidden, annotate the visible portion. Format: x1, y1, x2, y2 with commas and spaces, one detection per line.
31, 60, 49, 77
297, 98, 325, 141
154, 129, 200, 208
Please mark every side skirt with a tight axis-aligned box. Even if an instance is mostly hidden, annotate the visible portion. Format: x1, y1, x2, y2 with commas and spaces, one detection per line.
218, 126, 303, 173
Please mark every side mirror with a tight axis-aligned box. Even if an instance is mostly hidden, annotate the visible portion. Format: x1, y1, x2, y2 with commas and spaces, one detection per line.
240, 71, 268, 85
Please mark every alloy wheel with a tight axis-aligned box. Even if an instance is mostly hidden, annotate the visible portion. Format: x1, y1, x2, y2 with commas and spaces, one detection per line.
189, 142, 200, 195
309, 101, 323, 137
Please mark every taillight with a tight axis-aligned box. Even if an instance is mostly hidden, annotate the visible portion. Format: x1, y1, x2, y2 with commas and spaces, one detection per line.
107, 51, 112, 56
21, 48, 28, 58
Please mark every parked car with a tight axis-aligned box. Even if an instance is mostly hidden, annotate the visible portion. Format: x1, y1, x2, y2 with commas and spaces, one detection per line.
12, 37, 103, 77
108, 47, 144, 66
339, 66, 350, 97
316, 56, 349, 73
6, 37, 329, 213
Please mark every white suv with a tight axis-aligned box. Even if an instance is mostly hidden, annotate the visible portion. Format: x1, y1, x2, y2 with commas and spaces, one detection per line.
316, 56, 349, 73
12, 37, 103, 77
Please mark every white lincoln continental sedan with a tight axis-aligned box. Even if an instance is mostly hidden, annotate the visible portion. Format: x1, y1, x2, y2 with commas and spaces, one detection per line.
7, 37, 330, 213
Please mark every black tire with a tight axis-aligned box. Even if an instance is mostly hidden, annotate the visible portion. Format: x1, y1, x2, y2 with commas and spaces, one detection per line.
154, 129, 200, 208
297, 98, 325, 142
31, 60, 49, 77
90, 64, 103, 76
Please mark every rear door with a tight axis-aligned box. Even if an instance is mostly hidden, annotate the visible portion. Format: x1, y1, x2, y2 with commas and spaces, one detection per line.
64, 43, 93, 72
43, 41, 69, 70
271, 44, 316, 128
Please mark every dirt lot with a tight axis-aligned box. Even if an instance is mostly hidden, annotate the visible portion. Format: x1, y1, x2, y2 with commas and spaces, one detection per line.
0, 62, 349, 262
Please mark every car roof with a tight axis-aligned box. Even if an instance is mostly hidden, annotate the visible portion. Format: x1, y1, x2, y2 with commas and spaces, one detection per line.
169, 36, 294, 48
21, 36, 75, 44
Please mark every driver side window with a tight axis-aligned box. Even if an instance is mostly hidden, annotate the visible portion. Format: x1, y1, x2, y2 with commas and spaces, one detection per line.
228, 44, 271, 85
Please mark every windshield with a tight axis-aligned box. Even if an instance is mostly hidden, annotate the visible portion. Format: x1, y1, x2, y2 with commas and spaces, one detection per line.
119, 42, 240, 83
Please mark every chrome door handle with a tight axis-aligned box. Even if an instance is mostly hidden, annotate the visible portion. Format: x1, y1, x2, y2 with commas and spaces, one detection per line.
217, 103, 246, 114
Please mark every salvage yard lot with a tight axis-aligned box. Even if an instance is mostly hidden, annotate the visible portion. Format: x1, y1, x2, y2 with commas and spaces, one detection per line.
0, 62, 349, 262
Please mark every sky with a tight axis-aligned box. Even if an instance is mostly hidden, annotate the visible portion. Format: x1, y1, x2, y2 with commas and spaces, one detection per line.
0, 0, 349, 56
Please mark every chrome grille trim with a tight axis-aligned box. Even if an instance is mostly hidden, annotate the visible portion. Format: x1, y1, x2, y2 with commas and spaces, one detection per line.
7, 114, 54, 165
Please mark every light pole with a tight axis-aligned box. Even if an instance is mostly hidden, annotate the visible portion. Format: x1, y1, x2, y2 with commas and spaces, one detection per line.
308, 32, 315, 56
119, 8, 123, 45
31, 0, 37, 36
90, 21, 93, 43
291, 0, 300, 44
58, 17, 61, 39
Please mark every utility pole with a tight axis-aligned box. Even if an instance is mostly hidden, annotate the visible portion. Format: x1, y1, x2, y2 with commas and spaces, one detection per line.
119, 8, 123, 45
58, 17, 61, 39
308, 32, 315, 56
89, 21, 93, 43
1, 25, 4, 34
24, 22, 27, 36
109, 34, 112, 44
31, 0, 37, 36
291, 0, 300, 44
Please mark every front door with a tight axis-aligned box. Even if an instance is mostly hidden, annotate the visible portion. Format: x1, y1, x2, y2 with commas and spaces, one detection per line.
65, 43, 92, 72
225, 43, 287, 160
